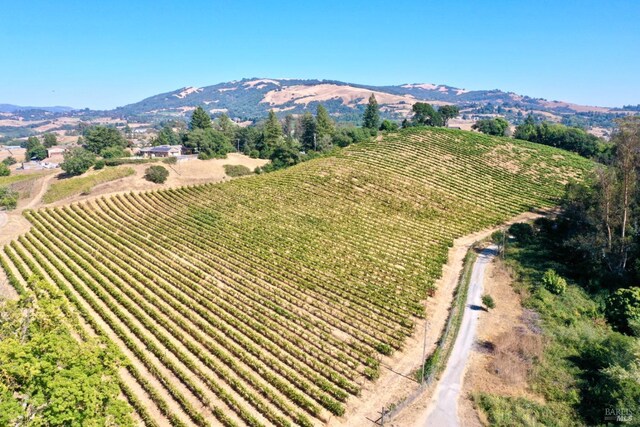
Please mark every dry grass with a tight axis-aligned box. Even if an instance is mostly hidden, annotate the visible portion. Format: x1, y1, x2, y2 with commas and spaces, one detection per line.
488, 330, 543, 385
43, 167, 135, 204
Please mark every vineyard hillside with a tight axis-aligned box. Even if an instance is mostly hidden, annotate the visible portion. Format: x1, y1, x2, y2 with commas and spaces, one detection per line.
0, 128, 593, 426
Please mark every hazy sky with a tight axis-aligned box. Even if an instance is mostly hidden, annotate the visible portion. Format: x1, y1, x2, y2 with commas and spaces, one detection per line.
1, 0, 638, 109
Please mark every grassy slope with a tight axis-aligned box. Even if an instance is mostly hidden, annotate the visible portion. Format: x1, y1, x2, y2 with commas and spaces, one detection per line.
2, 128, 594, 424
0, 172, 48, 186
43, 166, 134, 204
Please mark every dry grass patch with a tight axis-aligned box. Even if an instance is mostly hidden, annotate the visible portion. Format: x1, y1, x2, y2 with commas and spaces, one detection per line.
43, 167, 135, 203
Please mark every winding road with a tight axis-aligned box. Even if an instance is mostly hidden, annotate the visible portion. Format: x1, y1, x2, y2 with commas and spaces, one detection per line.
421, 245, 498, 426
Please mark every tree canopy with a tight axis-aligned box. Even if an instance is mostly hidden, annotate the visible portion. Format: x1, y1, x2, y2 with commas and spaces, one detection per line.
83, 126, 128, 155
61, 147, 96, 176
190, 106, 213, 130
514, 116, 602, 158
185, 128, 233, 159
25, 136, 47, 161
42, 133, 57, 148
472, 117, 510, 136
315, 104, 335, 140
411, 103, 443, 127
362, 94, 380, 131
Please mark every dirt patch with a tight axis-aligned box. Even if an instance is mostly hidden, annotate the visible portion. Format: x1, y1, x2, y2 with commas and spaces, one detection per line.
458, 258, 545, 426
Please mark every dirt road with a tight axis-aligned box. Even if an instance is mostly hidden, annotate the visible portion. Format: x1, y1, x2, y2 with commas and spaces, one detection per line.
420, 245, 498, 427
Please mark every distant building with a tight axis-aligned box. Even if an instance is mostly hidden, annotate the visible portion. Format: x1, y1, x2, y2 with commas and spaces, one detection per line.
139, 145, 182, 158
46, 146, 66, 158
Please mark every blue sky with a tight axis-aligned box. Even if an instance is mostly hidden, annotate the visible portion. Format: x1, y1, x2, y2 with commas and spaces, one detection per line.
1, 0, 638, 109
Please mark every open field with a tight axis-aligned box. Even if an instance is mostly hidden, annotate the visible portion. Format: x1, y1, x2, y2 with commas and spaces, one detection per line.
0, 128, 593, 426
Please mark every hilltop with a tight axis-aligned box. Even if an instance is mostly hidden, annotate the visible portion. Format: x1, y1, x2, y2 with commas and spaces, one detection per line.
0, 127, 593, 426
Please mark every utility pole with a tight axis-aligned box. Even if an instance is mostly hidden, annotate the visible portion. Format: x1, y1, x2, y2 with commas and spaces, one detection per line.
421, 319, 428, 385
236, 139, 240, 152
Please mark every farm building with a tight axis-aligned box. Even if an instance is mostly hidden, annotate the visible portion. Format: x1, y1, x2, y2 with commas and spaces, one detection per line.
46, 146, 67, 158
139, 145, 182, 158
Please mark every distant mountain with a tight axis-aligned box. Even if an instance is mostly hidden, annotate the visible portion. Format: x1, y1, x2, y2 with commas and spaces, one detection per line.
0, 104, 74, 113
112, 78, 620, 126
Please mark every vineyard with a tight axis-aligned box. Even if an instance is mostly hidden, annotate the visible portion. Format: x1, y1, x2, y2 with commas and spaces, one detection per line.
0, 128, 592, 426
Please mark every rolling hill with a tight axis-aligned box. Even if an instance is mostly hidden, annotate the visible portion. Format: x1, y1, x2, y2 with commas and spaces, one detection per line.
0, 127, 593, 426
112, 78, 616, 123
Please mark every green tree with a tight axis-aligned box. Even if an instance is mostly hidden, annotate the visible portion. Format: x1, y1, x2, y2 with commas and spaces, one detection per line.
0, 163, 10, 177
299, 111, 317, 151
25, 136, 47, 161
214, 113, 237, 140
0, 277, 133, 426
42, 132, 58, 148
185, 128, 233, 159
411, 103, 443, 127
262, 110, 283, 156
83, 126, 127, 155
2, 156, 17, 166
363, 94, 380, 131
190, 106, 212, 130
100, 145, 128, 159
152, 125, 180, 146
61, 147, 96, 176
514, 114, 537, 141
438, 105, 460, 126
472, 117, 510, 136
315, 104, 335, 140
379, 119, 399, 131
144, 165, 170, 183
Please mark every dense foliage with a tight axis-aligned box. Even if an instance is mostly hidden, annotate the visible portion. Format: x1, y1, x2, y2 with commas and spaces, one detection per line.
514, 115, 605, 158
24, 136, 47, 161
0, 277, 133, 426
82, 126, 128, 156
472, 117, 510, 136
60, 147, 96, 176
0, 187, 18, 210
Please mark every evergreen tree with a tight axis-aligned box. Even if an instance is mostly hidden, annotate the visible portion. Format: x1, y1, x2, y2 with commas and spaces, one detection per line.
315, 104, 335, 140
363, 94, 380, 131
190, 106, 212, 130
262, 110, 283, 155
300, 111, 316, 151
214, 113, 237, 140
43, 133, 58, 148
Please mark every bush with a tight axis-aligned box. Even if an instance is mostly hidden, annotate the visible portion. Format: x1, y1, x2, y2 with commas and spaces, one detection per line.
223, 164, 252, 177
379, 120, 399, 132
99, 146, 128, 159
2, 156, 17, 166
144, 165, 169, 184
541, 269, 567, 295
375, 342, 392, 355
482, 294, 496, 310
0, 187, 18, 210
0, 163, 10, 177
607, 287, 640, 335
94, 160, 105, 170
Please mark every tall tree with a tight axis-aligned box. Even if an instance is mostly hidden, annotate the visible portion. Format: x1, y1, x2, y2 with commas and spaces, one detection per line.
438, 105, 460, 126
263, 110, 283, 146
25, 136, 47, 161
190, 106, 212, 130
362, 94, 380, 131
315, 104, 335, 140
214, 113, 237, 140
299, 112, 316, 151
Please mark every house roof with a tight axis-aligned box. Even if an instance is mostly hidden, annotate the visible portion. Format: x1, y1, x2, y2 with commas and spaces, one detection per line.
140, 145, 181, 153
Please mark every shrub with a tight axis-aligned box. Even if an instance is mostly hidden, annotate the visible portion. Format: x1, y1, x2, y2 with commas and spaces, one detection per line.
0, 163, 10, 177
375, 342, 392, 355
482, 294, 496, 310
541, 269, 567, 295
99, 146, 128, 159
144, 165, 169, 184
94, 160, 105, 170
223, 164, 252, 177
2, 156, 17, 166
0, 187, 18, 210
607, 287, 640, 335
379, 120, 399, 132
